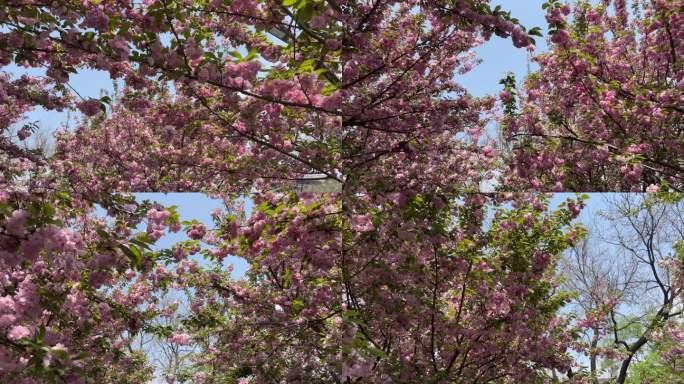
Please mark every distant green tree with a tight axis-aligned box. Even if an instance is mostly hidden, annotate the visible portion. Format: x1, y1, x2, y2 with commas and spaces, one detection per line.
626, 326, 684, 384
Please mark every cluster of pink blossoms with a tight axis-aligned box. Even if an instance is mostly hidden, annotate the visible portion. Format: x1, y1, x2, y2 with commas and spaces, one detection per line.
504, 0, 684, 191
147, 208, 177, 240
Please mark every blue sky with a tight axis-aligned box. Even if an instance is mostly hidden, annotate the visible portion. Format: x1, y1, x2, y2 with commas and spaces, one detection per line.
132, 193, 251, 278
460, 0, 550, 96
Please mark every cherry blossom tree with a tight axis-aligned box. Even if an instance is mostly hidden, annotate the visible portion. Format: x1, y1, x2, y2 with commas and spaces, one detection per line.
3, 0, 682, 383
158, 192, 584, 383
0, 161, 169, 382
503, 0, 684, 192
0, 1, 564, 381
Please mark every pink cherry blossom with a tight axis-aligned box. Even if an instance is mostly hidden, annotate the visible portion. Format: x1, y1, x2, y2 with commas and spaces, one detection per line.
168, 332, 191, 345
7, 325, 30, 341
350, 214, 373, 232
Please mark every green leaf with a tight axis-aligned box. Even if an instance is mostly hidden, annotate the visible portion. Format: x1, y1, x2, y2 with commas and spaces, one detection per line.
296, 3, 314, 22
51, 348, 70, 360
120, 244, 142, 269
528, 27, 543, 37
321, 82, 338, 96
291, 299, 305, 314
134, 232, 155, 244
365, 345, 387, 359
246, 48, 259, 61
130, 239, 152, 250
